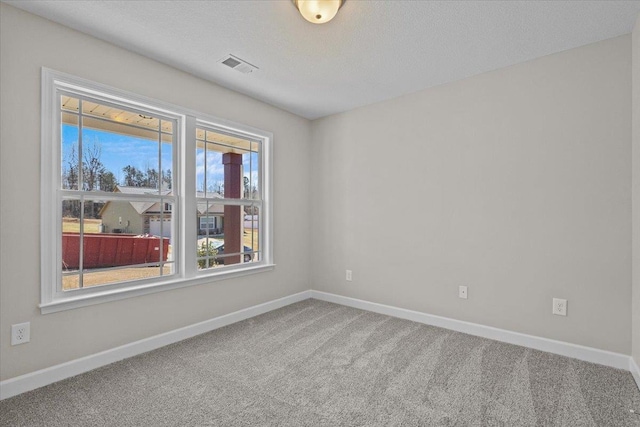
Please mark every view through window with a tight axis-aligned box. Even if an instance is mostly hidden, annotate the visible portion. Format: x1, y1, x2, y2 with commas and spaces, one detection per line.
195, 126, 261, 270
59, 95, 176, 290
42, 70, 272, 312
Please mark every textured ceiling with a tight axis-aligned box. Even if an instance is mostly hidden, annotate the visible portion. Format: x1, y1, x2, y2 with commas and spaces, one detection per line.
7, 1, 640, 119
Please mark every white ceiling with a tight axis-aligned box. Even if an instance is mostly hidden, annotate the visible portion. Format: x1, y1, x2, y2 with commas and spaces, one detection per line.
7, 1, 640, 119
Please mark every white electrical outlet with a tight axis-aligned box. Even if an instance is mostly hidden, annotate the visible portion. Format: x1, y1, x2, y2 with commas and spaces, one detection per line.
553, 298, 567, 316
11, 322, 30, 345
346, 270, 352, 281
459, 286, 468, 299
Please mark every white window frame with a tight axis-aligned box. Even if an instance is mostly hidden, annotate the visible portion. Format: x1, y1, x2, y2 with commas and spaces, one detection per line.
41, 69, 274, 314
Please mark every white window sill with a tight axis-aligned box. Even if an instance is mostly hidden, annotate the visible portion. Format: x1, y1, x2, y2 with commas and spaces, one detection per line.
40, 264, 276, 314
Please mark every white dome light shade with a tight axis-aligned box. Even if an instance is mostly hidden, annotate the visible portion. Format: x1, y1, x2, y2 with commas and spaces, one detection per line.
294, 0, 344, 24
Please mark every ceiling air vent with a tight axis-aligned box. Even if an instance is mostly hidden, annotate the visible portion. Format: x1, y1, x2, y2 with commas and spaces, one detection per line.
219, 54, 258, 74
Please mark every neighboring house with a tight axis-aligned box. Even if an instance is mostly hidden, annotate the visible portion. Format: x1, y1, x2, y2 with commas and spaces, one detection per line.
99, 186, 173, 237
99, 186, 227, 237
196, 191, 225, 235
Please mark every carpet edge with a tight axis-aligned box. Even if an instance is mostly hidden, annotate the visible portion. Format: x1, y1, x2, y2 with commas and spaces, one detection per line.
0, 290, 312, 400
309, 290, 631, 372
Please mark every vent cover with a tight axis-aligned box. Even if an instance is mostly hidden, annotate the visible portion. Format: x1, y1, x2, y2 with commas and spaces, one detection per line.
219, 54, 258, 74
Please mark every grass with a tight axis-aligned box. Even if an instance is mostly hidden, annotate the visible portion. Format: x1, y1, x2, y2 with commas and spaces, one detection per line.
63, 265, 173, 290
62, 218, 102, 233
243, 228, 259, 251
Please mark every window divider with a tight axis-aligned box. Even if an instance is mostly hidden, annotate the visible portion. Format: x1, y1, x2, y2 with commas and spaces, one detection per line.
183, 115, 197, 279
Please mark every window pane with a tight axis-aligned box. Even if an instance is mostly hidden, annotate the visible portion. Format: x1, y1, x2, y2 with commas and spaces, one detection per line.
61, 95, 79, 113
161, 121, 173, 191
196, 202, 258, 270
196, 129, 224, 198
57, 89, 179, 293
196, 201, 224, 270
251, 141, 260, 199
81, 100, 160, 132
196, 127, 258, 200
243, 205, 260, 263
196, 239, 220, 270
62, 274, 80, 291
196, 143, 206, 195
62, 200, 82, 273
205, 146, 224, 198
62, 196, 174, 290
204, 129, 252, 152
61, 112, 79, 190
82, 266, 164, 288
243, 149, 260, 200
81, 116, 162, 193
146, 201, 174, 263
202, 142, 250, 200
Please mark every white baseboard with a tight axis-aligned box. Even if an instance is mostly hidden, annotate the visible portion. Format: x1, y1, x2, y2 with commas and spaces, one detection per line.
631, 357, 640, 391
0, 290, 312, 401
2, 289, 634, 401
310, 291, 631, 371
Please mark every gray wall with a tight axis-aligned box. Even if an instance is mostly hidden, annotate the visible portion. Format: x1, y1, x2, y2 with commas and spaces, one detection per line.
633, 15, 640, 366
1, 3, 636, 384
310, 36, 632, 354
0, 4, 311, 380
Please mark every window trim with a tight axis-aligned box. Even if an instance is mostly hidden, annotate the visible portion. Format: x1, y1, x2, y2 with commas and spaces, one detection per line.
41, 68, 274, 314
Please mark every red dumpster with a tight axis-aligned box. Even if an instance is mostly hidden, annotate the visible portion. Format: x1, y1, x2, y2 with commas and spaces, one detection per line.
62, 233, 169, 270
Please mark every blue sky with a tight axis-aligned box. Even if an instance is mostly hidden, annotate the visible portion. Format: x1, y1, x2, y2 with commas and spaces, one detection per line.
62, 124, 259, 193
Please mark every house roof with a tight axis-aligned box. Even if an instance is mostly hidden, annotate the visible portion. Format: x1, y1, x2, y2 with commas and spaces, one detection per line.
116, 186, 172, 215
196, 191, 224, 215
116, 186, 172, 214
99, 186, 226, 216
98, 186, 172, 216
116, 186, 172, 196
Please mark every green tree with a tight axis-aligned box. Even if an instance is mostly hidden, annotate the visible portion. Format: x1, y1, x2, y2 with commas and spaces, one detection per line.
197, 242, 218, 269
145, 167, 158, 189
122, 165, 145, 187
99, 171, 117, 192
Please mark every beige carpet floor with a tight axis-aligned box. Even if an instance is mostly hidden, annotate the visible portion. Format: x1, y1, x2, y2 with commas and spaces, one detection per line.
1, 299, 639, 426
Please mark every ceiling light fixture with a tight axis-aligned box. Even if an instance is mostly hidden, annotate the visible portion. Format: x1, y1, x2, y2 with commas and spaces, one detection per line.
293, 0, 345, 24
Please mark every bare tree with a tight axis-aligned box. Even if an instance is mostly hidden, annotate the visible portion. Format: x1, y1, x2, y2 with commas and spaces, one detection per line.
163, 169, 172, 190
83, 141, 105, 192
63, 145, 79, 190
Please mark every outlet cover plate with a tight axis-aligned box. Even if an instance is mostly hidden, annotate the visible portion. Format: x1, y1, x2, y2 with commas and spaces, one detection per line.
553, 298, 567, 316
459, 286, 468, 299
11, 322, 30, 345
346, 270, 352, 281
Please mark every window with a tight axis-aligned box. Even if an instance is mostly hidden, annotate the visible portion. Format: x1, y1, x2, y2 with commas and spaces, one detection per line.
41, 69, 273, 313
195, 125, 261, 269
58, 95, 177, 291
